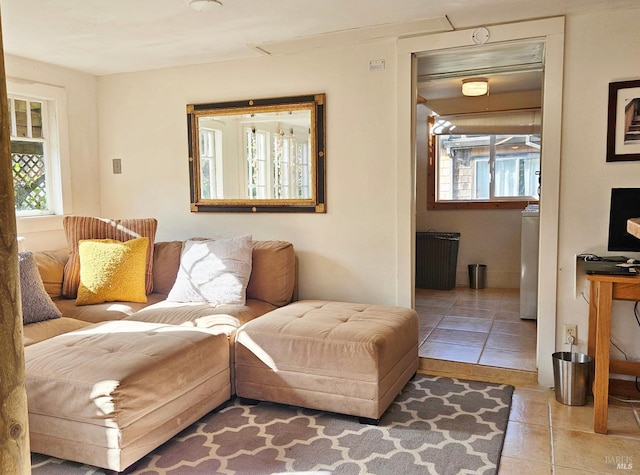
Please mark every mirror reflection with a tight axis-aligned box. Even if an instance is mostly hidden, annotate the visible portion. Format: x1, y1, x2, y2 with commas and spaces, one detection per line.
187, 94, 326, 213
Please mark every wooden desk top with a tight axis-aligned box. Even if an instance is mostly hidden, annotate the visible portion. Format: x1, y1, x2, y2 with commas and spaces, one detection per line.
586, 273, 640, 283
587, 272, 640, 300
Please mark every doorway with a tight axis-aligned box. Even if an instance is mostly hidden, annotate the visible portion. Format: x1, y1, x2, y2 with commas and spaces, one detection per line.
414, 41, 542, 375
396, 18, 565, 386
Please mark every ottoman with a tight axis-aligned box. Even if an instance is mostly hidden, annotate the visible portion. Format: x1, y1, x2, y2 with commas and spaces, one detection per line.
235, 300, 419, 422
25, 320, 231, 472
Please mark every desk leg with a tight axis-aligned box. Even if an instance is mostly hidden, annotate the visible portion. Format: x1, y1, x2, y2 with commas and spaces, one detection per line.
593, 281, 612, 434
587, 282, 597, 359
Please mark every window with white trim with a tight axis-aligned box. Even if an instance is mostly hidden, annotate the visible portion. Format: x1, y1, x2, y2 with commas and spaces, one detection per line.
437, 134, 540, 201
7, 80, 71, 218
428, 110, 541, 210
245, 125, 310, 200
199, 128, 222, 199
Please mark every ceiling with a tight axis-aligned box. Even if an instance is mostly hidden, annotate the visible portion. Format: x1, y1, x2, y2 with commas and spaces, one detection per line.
415, 40, 546, 114
0, 0, 638, 76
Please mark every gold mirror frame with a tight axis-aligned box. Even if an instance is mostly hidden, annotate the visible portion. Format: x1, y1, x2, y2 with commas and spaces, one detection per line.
187, 94, 326, 213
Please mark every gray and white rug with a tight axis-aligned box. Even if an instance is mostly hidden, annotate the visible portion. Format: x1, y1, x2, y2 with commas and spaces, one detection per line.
32, 374, 514, 475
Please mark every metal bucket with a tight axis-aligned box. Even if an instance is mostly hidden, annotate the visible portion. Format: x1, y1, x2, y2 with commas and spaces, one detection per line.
552, 352, 592, 406
468, 264, 487, 289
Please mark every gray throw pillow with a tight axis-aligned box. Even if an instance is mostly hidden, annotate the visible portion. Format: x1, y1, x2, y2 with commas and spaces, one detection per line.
19, 251, 62, 324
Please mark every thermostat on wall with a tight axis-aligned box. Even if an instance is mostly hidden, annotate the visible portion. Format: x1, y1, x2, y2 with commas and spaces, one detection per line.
369, 59, 385, 71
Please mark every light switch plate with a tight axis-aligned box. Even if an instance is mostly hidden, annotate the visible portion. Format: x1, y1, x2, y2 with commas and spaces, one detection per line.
113, 158, 122, 174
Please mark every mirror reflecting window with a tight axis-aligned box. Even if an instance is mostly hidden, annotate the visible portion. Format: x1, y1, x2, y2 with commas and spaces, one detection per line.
187, 94, 326, 212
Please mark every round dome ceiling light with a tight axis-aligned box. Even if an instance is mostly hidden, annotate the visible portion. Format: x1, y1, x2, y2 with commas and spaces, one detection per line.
189, 0, 222, 11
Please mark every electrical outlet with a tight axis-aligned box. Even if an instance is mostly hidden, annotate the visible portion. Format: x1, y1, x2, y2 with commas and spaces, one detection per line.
564, 324, 577, 345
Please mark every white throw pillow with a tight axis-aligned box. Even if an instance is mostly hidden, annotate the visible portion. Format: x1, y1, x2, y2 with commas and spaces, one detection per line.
167, 235, 253, 305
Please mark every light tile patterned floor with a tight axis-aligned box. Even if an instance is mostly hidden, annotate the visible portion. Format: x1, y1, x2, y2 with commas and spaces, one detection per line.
416, 287, 640, 474
500, 385, 640, 474
416, 287, 537, 371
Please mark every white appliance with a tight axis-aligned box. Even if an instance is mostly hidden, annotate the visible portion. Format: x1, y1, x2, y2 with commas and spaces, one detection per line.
520, 204, 539, 320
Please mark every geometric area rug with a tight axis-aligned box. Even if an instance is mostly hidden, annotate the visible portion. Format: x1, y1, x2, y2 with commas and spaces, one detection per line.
31, 374, 514, 475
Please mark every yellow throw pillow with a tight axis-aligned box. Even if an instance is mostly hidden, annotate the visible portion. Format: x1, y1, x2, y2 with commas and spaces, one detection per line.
76, 237, 149, 306
61, 216, 157, 298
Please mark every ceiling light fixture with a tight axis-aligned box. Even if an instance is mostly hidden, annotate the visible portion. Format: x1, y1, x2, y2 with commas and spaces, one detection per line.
462, 78, 488, 97
189, 0, 222, 11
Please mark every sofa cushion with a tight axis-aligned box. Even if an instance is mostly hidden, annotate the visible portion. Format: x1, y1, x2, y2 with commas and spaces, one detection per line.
152, 241, 183, 295
124, 298, 277, 336
55, 293, 167, 324
76, 238, 149, 306
19, 251, 62, 324
26, 320, 229, 429
152, 240, 296, 306
167, 235, 253, 305
25, 320, 231, 472
33, 248, 68, 299
247, 240, 297, 307
23, 317, 92, 346
62, 216, 157, 298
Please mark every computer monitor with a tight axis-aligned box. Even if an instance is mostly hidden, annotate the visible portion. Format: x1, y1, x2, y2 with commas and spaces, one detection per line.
608, 188, 640, 252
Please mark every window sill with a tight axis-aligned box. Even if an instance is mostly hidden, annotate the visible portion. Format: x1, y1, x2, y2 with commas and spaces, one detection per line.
427, 200, 538, 211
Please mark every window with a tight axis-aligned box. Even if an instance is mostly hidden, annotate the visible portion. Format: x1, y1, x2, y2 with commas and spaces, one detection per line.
245, 126, 310, 200
199, 128, 221, 199
428, 111, 541, 210
7, 80, 71, 218
9, 96, 50, 215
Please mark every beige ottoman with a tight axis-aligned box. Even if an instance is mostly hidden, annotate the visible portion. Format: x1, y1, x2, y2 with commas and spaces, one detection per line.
235, 300, 419, 422
26, 320, 231, 472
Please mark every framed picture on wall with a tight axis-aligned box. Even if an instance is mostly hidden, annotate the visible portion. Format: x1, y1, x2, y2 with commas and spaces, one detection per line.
607, 79, 640, 162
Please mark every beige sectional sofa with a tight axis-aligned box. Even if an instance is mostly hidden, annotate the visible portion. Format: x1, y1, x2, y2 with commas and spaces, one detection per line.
24, 238, 297, 471
22, 232, 418, 472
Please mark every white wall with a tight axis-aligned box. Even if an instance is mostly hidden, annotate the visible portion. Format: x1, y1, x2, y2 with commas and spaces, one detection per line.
556, 8, 640, 361
97, 41, 402, 304
5, 54, 100, 251
8, 5, 640, 367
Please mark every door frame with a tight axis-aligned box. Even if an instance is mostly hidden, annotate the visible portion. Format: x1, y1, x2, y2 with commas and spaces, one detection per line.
396, 17, 565, 386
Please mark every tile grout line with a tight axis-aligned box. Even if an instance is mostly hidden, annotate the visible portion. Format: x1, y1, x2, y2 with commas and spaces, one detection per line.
547, 395, 556, 472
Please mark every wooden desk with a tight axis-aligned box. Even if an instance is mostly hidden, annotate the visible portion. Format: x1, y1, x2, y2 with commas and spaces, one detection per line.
587, 273, 640, 433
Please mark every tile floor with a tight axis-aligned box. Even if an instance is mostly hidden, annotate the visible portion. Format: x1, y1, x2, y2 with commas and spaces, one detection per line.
415, 286, 640, 474
499, 384, 640, 474
416, 287, 537, 372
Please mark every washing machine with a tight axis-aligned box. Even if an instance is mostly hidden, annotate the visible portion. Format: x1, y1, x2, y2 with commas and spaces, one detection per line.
520, 204, 539, 320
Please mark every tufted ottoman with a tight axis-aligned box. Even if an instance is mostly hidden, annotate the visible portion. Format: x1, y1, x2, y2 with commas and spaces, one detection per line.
234, 300, 419, 422
25, 320, 230, 472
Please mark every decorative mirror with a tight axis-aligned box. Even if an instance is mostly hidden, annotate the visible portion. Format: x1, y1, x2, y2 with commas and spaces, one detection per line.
187, 94, 326, 213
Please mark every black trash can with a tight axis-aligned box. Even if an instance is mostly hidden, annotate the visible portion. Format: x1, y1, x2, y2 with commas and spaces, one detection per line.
416, 232, 460, 290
